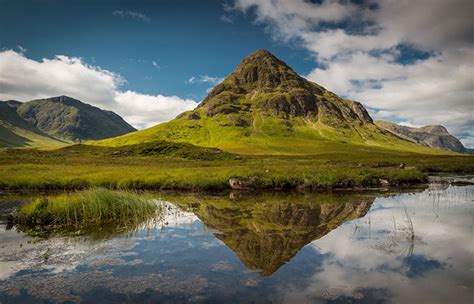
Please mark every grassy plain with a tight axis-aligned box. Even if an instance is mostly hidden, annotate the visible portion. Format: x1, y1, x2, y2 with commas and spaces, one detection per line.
0, 142, 472, 192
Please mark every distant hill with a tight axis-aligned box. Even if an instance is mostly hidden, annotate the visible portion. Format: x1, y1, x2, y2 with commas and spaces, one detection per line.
375, 120, 469, 153
16, 96, 136, 141
0, 100, 67, 147
95, 50, 445, 155
0, 96, 136, 147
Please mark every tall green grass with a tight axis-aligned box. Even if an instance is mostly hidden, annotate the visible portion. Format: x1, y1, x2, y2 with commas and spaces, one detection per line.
14, 188, 161, 231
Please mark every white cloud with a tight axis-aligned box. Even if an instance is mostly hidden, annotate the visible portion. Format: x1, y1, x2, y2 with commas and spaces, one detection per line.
114, 91, 197, 128
234, 0, 358, 41
186, 75, 225, 95
398, 121, 422, 128
233, 0, 474, 147
112, 10, 151, 23
0, 50, 197, 129
186, 75, 224, 85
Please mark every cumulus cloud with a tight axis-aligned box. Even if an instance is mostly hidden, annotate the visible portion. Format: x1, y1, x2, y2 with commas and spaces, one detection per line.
233, 0, 474, 147
112, 10, 151, 23
114, 91, 197, 129
0, 50, 197, 129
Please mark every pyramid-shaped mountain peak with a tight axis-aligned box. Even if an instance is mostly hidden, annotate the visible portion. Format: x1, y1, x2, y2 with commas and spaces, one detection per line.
101, 50, 421, 154
237, 49, 287, 67
214, 49, 305, 92
197, 49, 372, 125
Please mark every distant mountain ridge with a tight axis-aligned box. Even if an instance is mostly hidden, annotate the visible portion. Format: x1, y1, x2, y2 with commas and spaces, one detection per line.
95, 50, 446, 155
375, 120, 469, 153
0, 99, 67, 147
0, 96, 136, 147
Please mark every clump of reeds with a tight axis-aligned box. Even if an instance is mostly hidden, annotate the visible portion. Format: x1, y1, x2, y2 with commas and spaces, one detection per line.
14, 188, 161, 231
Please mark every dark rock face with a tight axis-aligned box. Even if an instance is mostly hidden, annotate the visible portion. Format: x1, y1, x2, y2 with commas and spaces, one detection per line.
15, 95, 136, 141
375, 120, 467, 153
226, 49, 310, 91
176, 111, 201, 120
195, 49, 374, 129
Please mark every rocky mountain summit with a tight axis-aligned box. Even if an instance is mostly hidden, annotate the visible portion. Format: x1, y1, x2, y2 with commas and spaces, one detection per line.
195, 49, 374, 128
375, 120, 468, 153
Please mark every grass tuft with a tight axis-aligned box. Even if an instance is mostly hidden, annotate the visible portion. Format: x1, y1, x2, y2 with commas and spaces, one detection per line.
13, 188, 161, 232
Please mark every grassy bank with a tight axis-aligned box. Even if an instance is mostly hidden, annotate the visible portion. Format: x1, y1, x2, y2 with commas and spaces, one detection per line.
1, 145, 472, 192
12, 188, 161, 232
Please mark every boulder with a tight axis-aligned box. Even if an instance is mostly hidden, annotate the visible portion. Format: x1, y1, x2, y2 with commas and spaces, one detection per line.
229, 177, 255, 190
379, 179, 390, 186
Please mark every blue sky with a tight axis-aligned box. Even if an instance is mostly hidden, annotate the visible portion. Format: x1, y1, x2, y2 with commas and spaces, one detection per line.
0, 0, 472, 146
0, 0, 314, 101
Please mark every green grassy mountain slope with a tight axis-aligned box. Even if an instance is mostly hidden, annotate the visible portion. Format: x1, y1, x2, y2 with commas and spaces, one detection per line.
95, 50, 450, 155
0, 100, 68, 147
16, 95, 136, 142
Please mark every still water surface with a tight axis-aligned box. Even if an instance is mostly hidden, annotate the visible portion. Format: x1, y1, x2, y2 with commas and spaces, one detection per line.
0, 181, 472, 303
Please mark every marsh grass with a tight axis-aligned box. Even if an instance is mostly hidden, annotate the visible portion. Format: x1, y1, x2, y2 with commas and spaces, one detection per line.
13, 188, 161, 233
0, 144, 471, 191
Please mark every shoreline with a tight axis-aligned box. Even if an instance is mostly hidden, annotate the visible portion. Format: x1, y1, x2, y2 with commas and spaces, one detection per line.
1, 174, 472, 197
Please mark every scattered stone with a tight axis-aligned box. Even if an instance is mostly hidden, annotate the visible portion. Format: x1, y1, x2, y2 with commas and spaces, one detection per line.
229, 177, 255, 190
379, 179, 390, 186
112, 151, 121, 157
229, 177, 244, 190
399, 163, 405, 169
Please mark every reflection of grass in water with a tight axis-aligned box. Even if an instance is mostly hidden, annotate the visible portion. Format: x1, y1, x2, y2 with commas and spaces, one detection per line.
13, 188, 163, 237
404, 207, 415, 242
352, 205, 417, 257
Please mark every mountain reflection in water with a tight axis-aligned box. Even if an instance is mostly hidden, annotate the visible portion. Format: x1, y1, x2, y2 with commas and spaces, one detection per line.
173, 192, 375, 276
0, 183, 472, 304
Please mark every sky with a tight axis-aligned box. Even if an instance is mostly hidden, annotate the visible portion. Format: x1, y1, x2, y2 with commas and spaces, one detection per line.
0, 0, 473, 147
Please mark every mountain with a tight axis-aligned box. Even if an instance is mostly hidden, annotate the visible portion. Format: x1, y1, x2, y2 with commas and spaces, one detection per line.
0, 100, 67, 147
375, 120, 468, 153
94, 50, 446, 155
15, 96, 136, 142
0, 96, 136, 147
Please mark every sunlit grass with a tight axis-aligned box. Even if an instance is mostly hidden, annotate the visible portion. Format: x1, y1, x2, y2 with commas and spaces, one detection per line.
14, 188, 161, 230
0, 143, 471, 191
